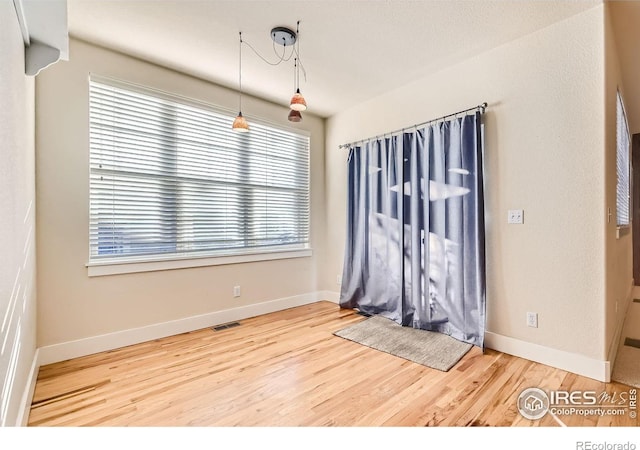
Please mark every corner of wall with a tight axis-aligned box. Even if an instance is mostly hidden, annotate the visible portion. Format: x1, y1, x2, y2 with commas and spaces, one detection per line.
603, 0, 634, 363
0, 0, 39, 427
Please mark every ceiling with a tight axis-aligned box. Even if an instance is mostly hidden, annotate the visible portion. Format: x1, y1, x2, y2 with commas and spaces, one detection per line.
68, 0, 600, 118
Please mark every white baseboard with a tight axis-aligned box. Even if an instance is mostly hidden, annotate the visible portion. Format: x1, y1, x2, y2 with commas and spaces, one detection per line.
485, 331, 609, 382
38, 292, 334, 366
606, 278, 635, 378
318, 290, 340, 303
15, 349, 39, 426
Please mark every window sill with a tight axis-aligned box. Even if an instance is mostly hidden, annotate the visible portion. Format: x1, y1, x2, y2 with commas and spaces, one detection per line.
616, 226, 631, 240
86, 248, 313, 277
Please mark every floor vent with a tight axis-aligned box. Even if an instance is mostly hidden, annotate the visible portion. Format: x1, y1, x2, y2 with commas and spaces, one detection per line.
356, 311, 372, 318
634, 298, 640, 303
212, 322, 241, 331
624, 337, 640, 349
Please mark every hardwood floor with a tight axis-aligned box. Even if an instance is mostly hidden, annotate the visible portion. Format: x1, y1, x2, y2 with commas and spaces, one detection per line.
28, 301, 638, 426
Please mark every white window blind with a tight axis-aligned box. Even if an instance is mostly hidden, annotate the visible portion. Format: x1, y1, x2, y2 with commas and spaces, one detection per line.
89, 76, 310, 261
616, 90, 630, 227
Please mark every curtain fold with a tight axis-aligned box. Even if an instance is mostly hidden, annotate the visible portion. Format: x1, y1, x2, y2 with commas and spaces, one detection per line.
340, 113, 486, 347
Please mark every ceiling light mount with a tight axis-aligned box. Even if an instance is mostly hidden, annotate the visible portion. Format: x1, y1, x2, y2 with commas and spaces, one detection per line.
270, 27, 297, 47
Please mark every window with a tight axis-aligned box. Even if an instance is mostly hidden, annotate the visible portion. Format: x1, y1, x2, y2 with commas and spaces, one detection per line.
616, 90, 630, 227
89, 76, 310, 265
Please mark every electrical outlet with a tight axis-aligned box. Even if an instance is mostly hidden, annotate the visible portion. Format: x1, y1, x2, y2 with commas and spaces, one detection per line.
526, 312, 538, 328
336, 275, 341, 285
508, 209, 524, 224
233, 286, 241, 298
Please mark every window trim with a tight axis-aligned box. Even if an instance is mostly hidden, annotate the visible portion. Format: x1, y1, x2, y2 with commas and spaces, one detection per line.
86, 74, 312, 272
86, 247, 312, 277
616, 227, 630, 239
616, 88, 631, 237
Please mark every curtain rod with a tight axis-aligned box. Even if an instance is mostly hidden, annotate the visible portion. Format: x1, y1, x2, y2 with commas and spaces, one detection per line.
338, 102, 488, 149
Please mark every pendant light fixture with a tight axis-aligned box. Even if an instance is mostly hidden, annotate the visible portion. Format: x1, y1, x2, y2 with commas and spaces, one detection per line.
289, 89, 307, 112
232, 32, 249, 132
288, 109, 302, 122
236, 21, 308, 123
288, 58, 303, 122
289, 59, 307, 112
289, 24, 307, 112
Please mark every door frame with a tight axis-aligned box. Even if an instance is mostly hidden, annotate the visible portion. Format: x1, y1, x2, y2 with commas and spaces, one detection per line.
632, 133, 640, 283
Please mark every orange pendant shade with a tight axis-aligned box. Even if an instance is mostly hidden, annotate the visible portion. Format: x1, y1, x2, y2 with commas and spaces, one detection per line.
288, 109, 302, 122
232, 112, 249, 132
289, 89, 307, 112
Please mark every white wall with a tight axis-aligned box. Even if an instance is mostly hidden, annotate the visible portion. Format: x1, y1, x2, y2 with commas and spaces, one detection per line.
0, 1, 37, 426
324, 6, 607, 362
35, 38, 326, 348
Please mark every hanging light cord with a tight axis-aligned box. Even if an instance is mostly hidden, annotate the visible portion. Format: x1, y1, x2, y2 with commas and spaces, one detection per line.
238, 32, 242, 112
293, 57, 297, 92
242, 37, 294, 66
293, 46, 307, 83
294, 21, 307, 83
